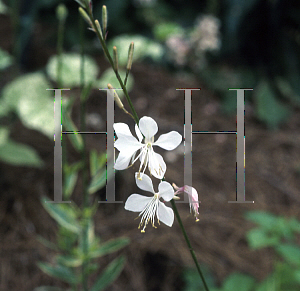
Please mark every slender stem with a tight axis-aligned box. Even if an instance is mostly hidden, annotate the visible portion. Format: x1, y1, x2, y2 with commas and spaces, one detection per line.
86, 10, 139, 125
79, 15, 89, 291
170, 200, 210, 291
80, 5, 209, 290
56, 13, 65, 89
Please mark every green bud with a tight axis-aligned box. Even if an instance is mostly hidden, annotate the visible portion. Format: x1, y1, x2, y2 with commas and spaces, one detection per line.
56, 4, 68, 22
78, 7, 92, 27
113, 46, 118, 71
127, 42, 134, 71
94, 20, 103, 38
108, 83, 124, 109
102, 5, 107, 37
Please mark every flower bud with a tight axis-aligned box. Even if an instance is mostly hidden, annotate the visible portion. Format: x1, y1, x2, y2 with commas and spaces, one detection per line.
107, 83, 123, 109
113, 46, 118, 71
94, 20, 103, 38
102, 5, 107, 37
56, 4, 68, 22
127, 42, 134, 71
78, 7, 92, 27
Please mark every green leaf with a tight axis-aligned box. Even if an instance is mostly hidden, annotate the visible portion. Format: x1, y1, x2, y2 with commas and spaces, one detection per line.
63, 161, 83, 199
2, 72, 54, 139
153, 22, 184, 41
276, 244, 300, 267
56, 255, 83, 268
88, 161, 114, 195
62, 112, 84, 152
256, 273, 277, 291
255, 80, 290, 129
90, 255, 126, 291
46, 53, 99, 87
0, 47, 12, 69
89, 237, 130, 259
0, 139, 44, 167
0, 127, 9, 146
38, 262, 78, 284
246, 228, 279, 249
222, 273, 255, 291
42, 198, 81, 233
95, 68, 134, 98
90, 150, 106, 177
244, 211, 279, 230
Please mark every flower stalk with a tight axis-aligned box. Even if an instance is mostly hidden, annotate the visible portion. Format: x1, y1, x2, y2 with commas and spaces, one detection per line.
76, 2, 210, 290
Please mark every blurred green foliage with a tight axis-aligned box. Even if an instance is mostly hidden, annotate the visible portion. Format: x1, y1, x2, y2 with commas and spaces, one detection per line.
183, 211, 300, 290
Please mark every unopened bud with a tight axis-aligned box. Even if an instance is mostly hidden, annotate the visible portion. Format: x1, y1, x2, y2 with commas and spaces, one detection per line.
127, 42, 134, 70
107, 83, 123, 109
94, 20, 103, 38
113, 46, 118, 71
56, 4, 68, 22
78, 7, 92, 27
102, 5, 107, 37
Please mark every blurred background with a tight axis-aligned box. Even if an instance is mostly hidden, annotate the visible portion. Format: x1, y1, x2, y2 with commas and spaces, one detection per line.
0, 0, 300, 290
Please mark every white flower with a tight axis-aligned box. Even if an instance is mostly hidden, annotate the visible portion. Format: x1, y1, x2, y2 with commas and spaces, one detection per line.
125, 173, 175, 232
114, 116, 182, 179
173, 184, 200, 222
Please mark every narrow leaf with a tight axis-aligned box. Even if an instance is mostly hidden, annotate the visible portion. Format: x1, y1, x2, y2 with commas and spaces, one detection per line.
89, 237, 130, 258
0, 139, 44, 167
42, 198, 81, 233
90, 256, 126, 291
38, 262, 78, 284
88, 162, 114, 194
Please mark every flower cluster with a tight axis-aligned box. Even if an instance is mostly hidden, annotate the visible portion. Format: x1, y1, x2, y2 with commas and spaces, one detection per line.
114, 116, 200, 232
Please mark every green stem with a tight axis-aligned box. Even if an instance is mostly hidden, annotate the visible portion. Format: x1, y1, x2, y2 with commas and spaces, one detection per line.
170, 199, 210, 291
81, 5, 209, 290
56, 15, 64, 88
87, 10, 139, 125
79, 15, 89, 291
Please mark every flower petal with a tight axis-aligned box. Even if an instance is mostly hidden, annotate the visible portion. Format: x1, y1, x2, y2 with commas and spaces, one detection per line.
157, 202, 174, 227
148, 150, 166, 179
115, 149, 138, 170
139, 116, 158, 140
153, 131, 182, 150
114, 134, 142, 152
158, 181, 174, 202
125, 194, 152, 212
114, 122, 133, 138
135, 172, 155, 194
135, 124, 143, 142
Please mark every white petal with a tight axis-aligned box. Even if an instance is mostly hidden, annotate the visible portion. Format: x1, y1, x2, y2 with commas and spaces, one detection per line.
125, 194, 152, 212
157, 202, 174, 227
114, 134, 142, 152
114, 122, 133, 138
135, 124, 143, 142
153, 131, 182, 150
135, 172, 155, 194
148, 150, 166, 179
158, 181, 174, 202
115, 150, 138, 170
139, 116, 158, 140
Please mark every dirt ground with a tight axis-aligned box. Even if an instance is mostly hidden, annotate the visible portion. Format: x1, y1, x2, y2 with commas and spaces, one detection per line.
1, 13, 300, 291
